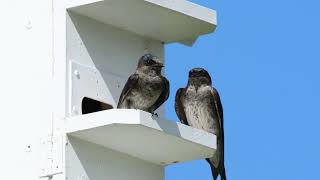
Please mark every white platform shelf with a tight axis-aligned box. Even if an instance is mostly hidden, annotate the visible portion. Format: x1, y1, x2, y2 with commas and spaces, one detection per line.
66, 109, 216, 165
66, 0, 217, 45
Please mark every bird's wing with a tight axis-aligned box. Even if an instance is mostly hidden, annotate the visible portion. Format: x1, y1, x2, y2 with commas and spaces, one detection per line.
175, 88, 189, 125
149, 77, 170, 112
211, 87, 225, 160
117, 74, 139, 108
211, 87, 223, 126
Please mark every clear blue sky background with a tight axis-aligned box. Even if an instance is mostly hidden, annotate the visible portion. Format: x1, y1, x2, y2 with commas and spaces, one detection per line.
164, 0, 320, 179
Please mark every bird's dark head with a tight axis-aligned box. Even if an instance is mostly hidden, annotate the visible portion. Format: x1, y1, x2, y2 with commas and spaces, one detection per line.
188, 68, 212, 86
137, 54, 164, 75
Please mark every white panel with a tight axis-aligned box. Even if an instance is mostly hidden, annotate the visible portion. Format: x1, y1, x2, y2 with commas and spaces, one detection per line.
52, 1, 68, 179
0, 0, 54, 180
67, 12, 163, 75
70, 61, 124, 114
66, 137, 163, 180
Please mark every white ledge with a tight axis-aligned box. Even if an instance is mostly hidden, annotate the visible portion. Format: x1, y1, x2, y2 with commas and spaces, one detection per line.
66, 0, 217, 46
66, 109, 216, 165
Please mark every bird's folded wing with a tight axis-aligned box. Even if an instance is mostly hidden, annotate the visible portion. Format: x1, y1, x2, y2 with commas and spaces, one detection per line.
117, 74, 139, 108
175, 88, 189, 125
211, 87, 223, 123
149, 77, 170, 112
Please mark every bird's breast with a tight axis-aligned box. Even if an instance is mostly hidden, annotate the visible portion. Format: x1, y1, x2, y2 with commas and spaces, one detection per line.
183, 86, 220, 135
130, 76, 162, 110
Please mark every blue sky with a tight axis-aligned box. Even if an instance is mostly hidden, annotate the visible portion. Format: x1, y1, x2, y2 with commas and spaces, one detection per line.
164, 0, 320, 179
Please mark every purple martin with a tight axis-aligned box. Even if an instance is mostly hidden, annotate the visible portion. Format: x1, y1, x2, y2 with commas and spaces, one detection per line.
117, 54, 169, 115
175, 68, 226, 180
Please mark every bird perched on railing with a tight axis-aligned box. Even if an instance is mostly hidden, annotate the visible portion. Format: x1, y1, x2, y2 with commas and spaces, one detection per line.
175, 68, 226, 180
117, 54, 169, 116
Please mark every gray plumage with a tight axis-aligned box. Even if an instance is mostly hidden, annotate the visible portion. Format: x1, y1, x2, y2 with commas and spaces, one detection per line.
117, 54, 169, 114
175, 68, 226, 180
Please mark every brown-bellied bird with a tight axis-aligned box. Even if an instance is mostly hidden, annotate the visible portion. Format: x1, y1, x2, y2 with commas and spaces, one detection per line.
117, 54, 169, 115
175, 68, 226, 180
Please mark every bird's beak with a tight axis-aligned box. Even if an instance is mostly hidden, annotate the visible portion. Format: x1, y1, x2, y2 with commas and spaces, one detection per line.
153, 60, 164, 68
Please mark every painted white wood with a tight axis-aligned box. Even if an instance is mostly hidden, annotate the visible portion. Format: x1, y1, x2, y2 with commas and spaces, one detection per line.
145, 0, 217, 24
0, 0, 56, 179
67, 0, 217, 45
67, 12, 163, 76
70, 62, 119, 114
66, 109, 216, 165
52, 1, 69, 180
66, 136, 163, 180
66, 0, 103, 9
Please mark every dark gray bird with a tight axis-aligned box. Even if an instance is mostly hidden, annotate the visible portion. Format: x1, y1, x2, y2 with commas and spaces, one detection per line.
175, 68, 226, 180
117, 54, 169, 115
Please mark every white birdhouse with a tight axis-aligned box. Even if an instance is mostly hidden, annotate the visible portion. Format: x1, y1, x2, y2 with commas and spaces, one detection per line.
0, 0, 217, 180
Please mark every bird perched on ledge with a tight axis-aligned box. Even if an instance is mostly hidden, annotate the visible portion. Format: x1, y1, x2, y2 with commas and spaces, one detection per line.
117, 54, 169, 116
175, 68, 226, 180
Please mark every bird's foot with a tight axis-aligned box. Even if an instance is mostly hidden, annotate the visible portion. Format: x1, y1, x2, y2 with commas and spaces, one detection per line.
151, 112, 159, 118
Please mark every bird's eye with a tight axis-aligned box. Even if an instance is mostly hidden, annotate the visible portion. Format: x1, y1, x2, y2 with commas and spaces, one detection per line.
145, 59, 153, 65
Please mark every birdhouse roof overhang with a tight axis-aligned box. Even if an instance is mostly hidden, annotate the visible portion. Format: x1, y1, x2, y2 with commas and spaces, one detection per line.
66, 0, 217, 46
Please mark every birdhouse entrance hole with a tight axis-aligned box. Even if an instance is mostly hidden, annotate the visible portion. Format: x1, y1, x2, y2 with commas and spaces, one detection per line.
81, 97, 113, 115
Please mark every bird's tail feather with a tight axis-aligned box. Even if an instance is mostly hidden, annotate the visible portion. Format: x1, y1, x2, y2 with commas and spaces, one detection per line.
206, 159, 227, 180
219, 165, 227, 180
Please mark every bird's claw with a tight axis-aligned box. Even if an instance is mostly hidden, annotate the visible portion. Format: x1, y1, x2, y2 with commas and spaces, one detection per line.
152, 113, 159, 118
